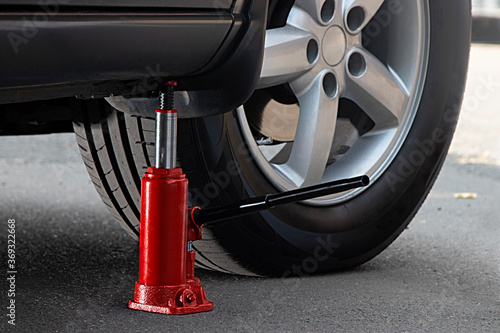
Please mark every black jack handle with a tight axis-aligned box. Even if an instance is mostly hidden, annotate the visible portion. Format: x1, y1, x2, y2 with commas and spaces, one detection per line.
192, 175, 370, 225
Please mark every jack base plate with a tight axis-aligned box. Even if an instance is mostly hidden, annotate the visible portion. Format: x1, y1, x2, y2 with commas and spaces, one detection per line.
129, 279, 213, 315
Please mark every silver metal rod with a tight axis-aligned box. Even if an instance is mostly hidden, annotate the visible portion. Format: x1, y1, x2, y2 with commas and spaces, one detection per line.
155, 111, 177, 169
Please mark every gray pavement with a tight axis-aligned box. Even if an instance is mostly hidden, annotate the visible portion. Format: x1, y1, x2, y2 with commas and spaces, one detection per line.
1, 44, 500, 332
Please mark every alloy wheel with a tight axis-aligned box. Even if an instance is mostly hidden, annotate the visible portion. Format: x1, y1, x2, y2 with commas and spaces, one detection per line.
238, 0, 430, 205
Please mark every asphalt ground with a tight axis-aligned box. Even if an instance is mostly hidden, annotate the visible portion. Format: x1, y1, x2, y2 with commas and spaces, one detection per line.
1, 44, 500, 333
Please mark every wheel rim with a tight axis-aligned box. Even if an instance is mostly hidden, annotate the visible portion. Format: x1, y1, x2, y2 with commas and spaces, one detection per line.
237, 0, 430, 205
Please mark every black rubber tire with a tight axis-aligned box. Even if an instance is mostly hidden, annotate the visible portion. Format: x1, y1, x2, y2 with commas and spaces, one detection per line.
73, 0, 471, 277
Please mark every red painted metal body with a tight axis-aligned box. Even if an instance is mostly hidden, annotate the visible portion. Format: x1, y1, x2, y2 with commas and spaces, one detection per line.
129, 167, 213, 315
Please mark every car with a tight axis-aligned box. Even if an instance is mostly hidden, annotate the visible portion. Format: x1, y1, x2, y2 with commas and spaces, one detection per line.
0, 0, 471, 276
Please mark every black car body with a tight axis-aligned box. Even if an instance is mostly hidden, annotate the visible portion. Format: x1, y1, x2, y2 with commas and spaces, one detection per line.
0, 0, 266, 118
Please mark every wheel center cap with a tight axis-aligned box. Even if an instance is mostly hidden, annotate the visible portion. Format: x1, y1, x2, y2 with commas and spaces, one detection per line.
322, 25, 346, 66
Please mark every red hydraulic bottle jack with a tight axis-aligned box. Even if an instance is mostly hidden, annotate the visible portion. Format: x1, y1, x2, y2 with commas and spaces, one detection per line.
129, 81, 213, 315
129, 80, 371, 316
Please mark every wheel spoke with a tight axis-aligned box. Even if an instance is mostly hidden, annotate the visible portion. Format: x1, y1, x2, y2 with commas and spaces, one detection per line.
275, 72, 339, 187
345, 48, 409, 132
260, 143, 292, 164
257, 26, 318, 89
344, 0, 385, 32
